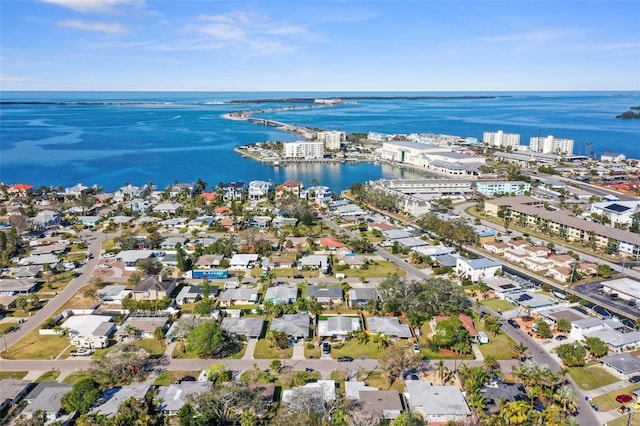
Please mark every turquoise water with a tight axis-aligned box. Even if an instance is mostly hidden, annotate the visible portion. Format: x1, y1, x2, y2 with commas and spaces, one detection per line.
1, 91, 638, 191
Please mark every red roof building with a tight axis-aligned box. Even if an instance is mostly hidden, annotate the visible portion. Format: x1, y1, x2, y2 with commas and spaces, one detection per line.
318, 237, 346, 249
201, 192, 219, 203
275, 181, 302, 199
434, 313, 478, 338
9, 183, 34, 194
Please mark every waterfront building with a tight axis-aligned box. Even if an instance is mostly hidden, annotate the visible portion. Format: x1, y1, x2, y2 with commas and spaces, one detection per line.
475, 181, 531, 196
316, 130, 346, 150
380, 141, 450, 164
529, 135, 574, 155
283, 141, 324, 159
601, 152, 627, 163
483, 130, 521, 149
372, 178, 474, 196
275, 181, 303, 200
248, 180, 273, 201
222, 181, 245, 201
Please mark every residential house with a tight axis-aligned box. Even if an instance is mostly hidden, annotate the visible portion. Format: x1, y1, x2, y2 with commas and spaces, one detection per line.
366, 316, 413, 339
348, 287, 378, 308
483, 277, 521, 299
345, 382, 404, 422
404, 382, 472, 424
98, 285, 130, 304
318, 237, 346, 250
221, 316, 265, 338
126, 198, 152, 215
158, 218, 188, 228
187, 216, 215, 229
247, 216, 271, 229
601, 353, 640, 378
154, 203, 182, 215
547, 267, 572, 282
116, 315, 170, 340
275, 181, 303, 200
282, 380, 335, 410
222, 182, 245, 201
482, 241, 510, 254
168, 183, 195, 199
157, 382, 212, 415
64, 183, 88, 196
269, 256, 296, 268
229, 254, 259, 269
30, 210, 61, 230
0, 279, 37, 296
317, 315, 361, 339
506, 291, 556, 313
522, 257, 554, 272
22, 381, 72, 423
456, 257, 502, 282
0, 379, 31, 412
115, 249, 155, 270
160, 236, 188, 250
307, 285, 343, 305
300, 255, 330, 273
522, 245, 550, 258
8, 183, 34, 196
92, 381, 152, 416
270, 313, 311, 339
195, 254, 224, 269
264, 284, 298, 305
273, 216, 298, 228
200, 192, 219, 204
218, 287, 259, 307
336, 253, 367, 268
131, 275, 177, 301
64, 314, 115, 349
433, 314, 479, 342
549, 254, 576, 268
248, 180, 273, 201
175, 285, 219, 305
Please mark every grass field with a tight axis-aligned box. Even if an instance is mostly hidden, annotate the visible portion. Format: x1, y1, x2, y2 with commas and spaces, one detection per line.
304, 344, 321, 359
36, 370, 61, 382
0, 371, 27, 380
607, 414, 640, 426
568, 366, 620, 390
62, 371, 91, 384
592, 383, 640, 412
357, 370, 405, 392
339, 261, 406, 279
3, 328, 70, 360
477, 332, 516, 360
154, 370, 200, 386
130, 339, 166, 357
253, 339, 293, 359
479, 298, 516, 313
330, 339, 386, 360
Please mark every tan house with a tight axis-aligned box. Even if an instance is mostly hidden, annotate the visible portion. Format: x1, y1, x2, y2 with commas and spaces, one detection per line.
131, 276, 177, 301
275, 181, 303, 200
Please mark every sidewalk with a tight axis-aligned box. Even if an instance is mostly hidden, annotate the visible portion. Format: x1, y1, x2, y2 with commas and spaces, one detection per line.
471, 344, 484, 362
242, 338, 257, 360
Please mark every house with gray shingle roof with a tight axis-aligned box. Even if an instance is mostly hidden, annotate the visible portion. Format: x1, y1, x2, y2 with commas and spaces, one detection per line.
264, 284, 298, 305
366, 316, 413, 339
0, 379, 30, 412
157, 382, 212, 414
307, 285, 343, 305
221, 316, 265, 338
348, 288, 378, 308
23, 381, 72, 422
270, 313, 310, 338
601, 353, 640, 378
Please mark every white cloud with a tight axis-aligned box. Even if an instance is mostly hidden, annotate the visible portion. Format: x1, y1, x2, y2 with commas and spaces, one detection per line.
41, 0, 143, 13
57, 19, 127, 34
187, 10, 310, 54
0, 74, 30, 83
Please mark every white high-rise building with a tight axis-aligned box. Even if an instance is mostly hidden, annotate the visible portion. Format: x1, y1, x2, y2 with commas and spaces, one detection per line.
483, 130, 520, 149
316, 131, 346, 150
283, 141, 324, 159
529, 135, 574, 155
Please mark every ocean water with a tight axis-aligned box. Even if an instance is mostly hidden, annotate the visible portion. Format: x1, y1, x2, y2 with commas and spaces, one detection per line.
1, 91, 639, 192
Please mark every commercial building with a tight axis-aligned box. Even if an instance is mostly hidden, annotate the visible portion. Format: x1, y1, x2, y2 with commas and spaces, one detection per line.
529, 135, 574, 155
475, 181, 531, 196
483, 130, 521, 149
283, 141, 324, 159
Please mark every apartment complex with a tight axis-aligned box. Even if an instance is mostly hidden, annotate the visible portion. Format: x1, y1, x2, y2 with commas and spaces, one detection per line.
316, 130, 346, 150
484, 196, 640, 257
483, 130, 520, 149
283, 141, 324, 159
529, 135, 574, 155
476, 181, 531, 196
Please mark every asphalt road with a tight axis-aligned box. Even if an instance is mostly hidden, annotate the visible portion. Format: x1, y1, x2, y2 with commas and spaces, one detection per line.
1, 232, 106, 352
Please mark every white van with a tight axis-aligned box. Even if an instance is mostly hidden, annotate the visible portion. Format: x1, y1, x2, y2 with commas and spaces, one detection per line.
478, 331, 489, 344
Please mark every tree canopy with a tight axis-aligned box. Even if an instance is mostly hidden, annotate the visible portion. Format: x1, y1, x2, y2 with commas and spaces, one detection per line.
186, 321, 230, 358
61, 377, 101, 414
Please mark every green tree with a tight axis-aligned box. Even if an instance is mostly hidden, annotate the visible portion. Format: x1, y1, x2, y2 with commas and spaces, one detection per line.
484, 315, 501, 337
176, 403, 197, 426
203, 362, 232, 383
186, 321, 229, 358
512, 342, 528, 366
136, 258, 163, 275
16, 297, 28, 312
153, 326, 166, 344
556, 343, 587, 367
584, 336, 609, 358
534, 319, 553, 339
597, 264, 613, 278
61, 377, 101, 414
556, 318, 572, 334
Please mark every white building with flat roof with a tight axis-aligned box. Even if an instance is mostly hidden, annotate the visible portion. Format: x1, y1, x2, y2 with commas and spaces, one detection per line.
283, 141, 324, 159
483, 130, 521, 149
317, 130, 346, 150
529, 135, 574, 155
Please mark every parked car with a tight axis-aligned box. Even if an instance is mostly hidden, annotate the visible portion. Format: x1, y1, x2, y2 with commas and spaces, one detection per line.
507, 319, 520, 329
630, 376, 640, 384
616, 394, 633, 403
70, 348, 93, 357
337, 356, 354, 362
555, 335, 568, 341
322, 342, 331, 354
413, 342, 421, 353
294, 274, 304, 279
618, 405, 631, 413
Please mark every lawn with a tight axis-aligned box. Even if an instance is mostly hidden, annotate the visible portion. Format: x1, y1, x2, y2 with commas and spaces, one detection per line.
479, 298, 516, 313
62, 371, 92, 384
330, 339, 385, 360
304, 343, 321, 359
357, 370, 405, 392
0, 371, 27, 380
253, 339, 293, 359
3, 328, 70, 360
592, 384, 640, 412
0, 323, 18, 334
154, 370, 200, 386
130, 339, 167, 357
607, 415, 640, 426
340, 261, 406, 279
36, 370, 61, 382
477, 332, 516, 360
171, 341, 246, 360
568, 366, 620, 390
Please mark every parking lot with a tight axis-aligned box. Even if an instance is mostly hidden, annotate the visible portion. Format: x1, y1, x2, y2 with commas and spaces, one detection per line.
573, 281, 640, 321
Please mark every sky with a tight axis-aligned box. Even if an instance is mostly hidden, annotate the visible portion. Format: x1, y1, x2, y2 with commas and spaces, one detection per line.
1, 0, 639, 91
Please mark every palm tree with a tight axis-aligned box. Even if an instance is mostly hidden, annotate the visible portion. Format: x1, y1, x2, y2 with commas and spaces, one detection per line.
467, 391, 486, 416
511, 342, 528, 366
16, 297, 28, 313
483, 355, 498, 372
435, 359, 449, 385
373, 333, 391, 349
553, 385, 578, 418
123, 324, 138, 340
500, 400, 531, 425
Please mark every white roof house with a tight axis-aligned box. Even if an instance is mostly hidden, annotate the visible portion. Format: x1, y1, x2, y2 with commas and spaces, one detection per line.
456, 257, 502, 282
157, 382, 212, 414
98, 285, 130, 304
317, 315, 361, 338
366, 316, 413, 339
63, 314, 115, 349
229, 254, 259, 269
115, 249, 155, 269
282, 380, 336, 407
404, 382, 472, 423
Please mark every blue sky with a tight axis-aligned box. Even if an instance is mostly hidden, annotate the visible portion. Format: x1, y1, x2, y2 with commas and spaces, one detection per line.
1, 0, 639, 91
